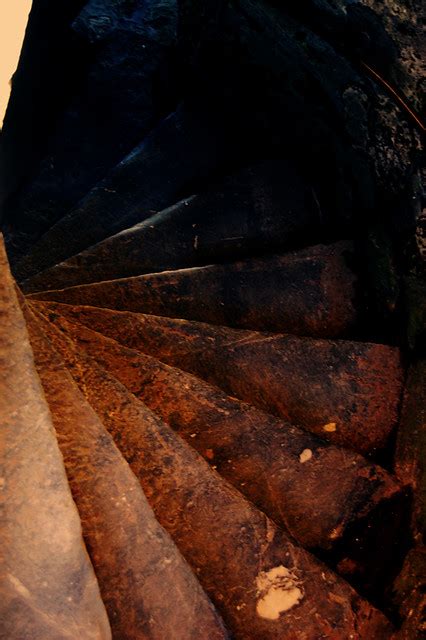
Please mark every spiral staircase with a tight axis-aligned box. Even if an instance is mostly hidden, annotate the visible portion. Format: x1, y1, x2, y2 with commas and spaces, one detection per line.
1, 1, 424, 639
1, 185, 424, 638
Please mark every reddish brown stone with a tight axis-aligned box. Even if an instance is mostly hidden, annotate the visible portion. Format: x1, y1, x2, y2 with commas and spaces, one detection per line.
394, 360, 426, 544
391, 547, 426, 639
28, 242, 358, 338
33, 310, 394, 639
32, 305, 406, 596
34, 301, 404, 455
0, 238, 111, 639
23, 307, 228, 640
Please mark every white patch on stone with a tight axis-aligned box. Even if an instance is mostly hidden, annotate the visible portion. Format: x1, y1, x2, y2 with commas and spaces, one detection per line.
299, 448, 312, 463
255, 565, 304, 620
8, 574, 31, 599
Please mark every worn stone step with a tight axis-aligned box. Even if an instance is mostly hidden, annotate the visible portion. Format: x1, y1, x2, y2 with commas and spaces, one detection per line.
0, 238, 111, 639
21, 160, 321, 293
23, 307, 228, 640
33, 304, 407, 597
34, 310, 394, 639
28, 241, 358, 338
13, 104, 231, 281
34, 302, 403, 455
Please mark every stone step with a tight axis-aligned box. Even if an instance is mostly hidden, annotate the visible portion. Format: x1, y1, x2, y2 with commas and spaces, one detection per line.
34, 310, 394, 639
0, 237, 111, 639
28, 241, 358, 338
13, 104, 232, 281
33, 301, 403, 455
32, 305, 407, 597
24, 306, 228, 640
21, 161, 320, 293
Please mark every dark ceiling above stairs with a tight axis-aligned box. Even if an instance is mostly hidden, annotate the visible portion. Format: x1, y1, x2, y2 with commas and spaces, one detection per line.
0, 1, 424, 638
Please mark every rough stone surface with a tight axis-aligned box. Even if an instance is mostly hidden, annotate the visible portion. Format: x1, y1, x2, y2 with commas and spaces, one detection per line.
21, 160, 321, 293
13, 104, 231, 280
358, 0, 425, 112
28, 242, 358, 338
3, 0, 423, 329
35, 302, 404, 455
24, 308, 228, 640
0, 238, 111, 639
178, 0, 423, 327
34, 311, 395, 639
392, 546, 426, 639
0, 0, 422, 633
32, 305, 408, 600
